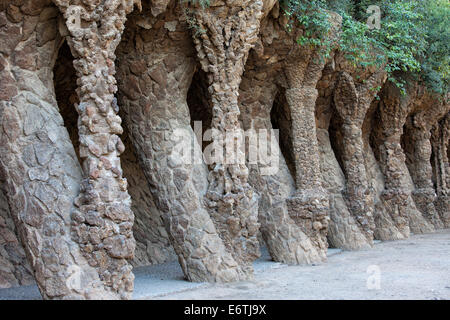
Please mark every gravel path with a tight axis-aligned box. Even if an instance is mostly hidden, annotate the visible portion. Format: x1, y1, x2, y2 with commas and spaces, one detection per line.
149, 229, 450, 300
1, 230, 449, 300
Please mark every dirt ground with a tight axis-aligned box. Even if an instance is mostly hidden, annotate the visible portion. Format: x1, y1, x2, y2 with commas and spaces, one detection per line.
1, 229, 449, 300
149, 229, 450, 300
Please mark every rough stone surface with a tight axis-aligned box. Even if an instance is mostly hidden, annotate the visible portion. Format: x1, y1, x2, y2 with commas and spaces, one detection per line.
332, 70, 386, 243
0, 186, 34, 288
190, 0, 264, 276
315, 61, 373, 250
52, 39, 175, 268
402, 90, 449, 229
363, 101, 405, 241
117, 2, 246, 283
280, 14, 341, 261
237, 9, 340, 262
0, 1, 119, 299
51, 0, 143, 299
371, 82, 435, 238
0, 0, 448, 299
122, 132, 177, 266
431, 114, 450, 227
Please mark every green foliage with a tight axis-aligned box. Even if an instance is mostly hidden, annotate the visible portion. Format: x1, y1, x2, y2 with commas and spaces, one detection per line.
282, 0, 449, 93
420, 0, 449, 93
184, 0, 210, 8
283, 0, 330, 45
338, 12, 381, 68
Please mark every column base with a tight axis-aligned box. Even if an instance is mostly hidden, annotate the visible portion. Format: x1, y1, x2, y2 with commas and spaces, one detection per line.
435, 193, 450, 228
412, 188, 444, 229
206, 173, 261, 280
381, 187, 434, 236
328, 192, 374, 250
373, 200, 408, 241
343, 185, 376, 240
379, 188, 411, 238
285, 188, 329, 263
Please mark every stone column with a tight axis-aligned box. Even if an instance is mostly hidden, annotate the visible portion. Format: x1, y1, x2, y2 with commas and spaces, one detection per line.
318, 126, 373, 249
282, 55, 330, 262
444, 115, 450, 193
239, 66, 328, 263
190, 0, 263, 277
235, 7, 345, 261
0, 182, 33, 288
116, 4, 244, 282
363, 102, 405, 241
53, 0, 140, 298
315, 66, 376, 249
374, 83, 434, 237
406, 128, 441, 228
276, 11, 341, 261
431, 114, 450, 227
0, 1, 118, 299
332, 71, 386, 245
406, 98, 449, 228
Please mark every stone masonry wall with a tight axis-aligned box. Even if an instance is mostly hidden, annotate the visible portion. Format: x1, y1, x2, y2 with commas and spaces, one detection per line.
0, 1, 448, 298
0, 184, 33, 288
53, 39, 174, 268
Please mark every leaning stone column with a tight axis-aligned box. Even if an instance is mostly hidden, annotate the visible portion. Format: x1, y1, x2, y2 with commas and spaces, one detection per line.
0, 1, 119, 299
53, 0, 140, 298
363, 102, 405, 241
444, 114, 450, 194
431, 114, 450, 227
374, 83, 434, 236
116, 4, 244, 283
240, 68, 328, 263
237, 7, 344, 261
404, 94, 449, 229
406, 121, 444, 228
190, 0, 263, 277
0, 184, 34, 288
315, 63, 370, 249
332, 71, 386, 245
272, 12, 341, 261
282, 54, 330, 262
408, 127, 442, 228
